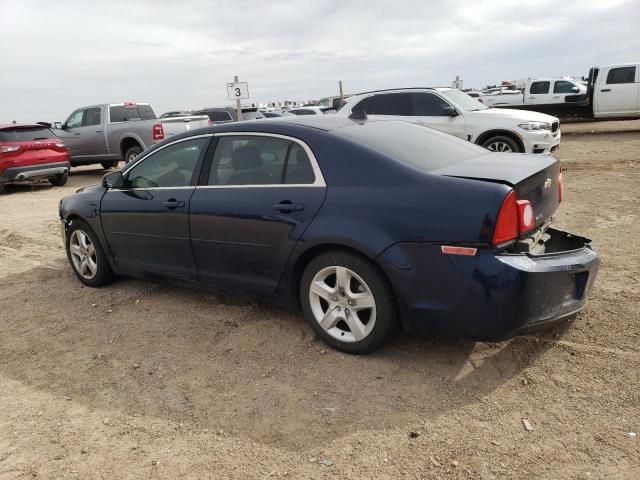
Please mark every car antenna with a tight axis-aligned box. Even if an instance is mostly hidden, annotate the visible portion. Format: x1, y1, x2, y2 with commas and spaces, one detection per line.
349, 110, 367, 121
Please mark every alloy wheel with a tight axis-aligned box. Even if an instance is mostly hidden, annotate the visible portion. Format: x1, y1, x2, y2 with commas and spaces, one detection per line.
69, 230, 98, 280
486, 141, 513, 152
308, 266, 377, 342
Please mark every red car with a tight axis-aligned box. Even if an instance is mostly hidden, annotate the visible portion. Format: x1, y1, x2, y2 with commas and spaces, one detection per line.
0, 123, 71, 193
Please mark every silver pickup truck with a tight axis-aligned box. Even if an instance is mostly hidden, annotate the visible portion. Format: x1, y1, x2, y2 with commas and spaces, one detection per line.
53, 102, 209, 168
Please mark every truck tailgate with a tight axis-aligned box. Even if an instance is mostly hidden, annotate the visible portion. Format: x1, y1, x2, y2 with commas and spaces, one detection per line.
159, 115, 210, 138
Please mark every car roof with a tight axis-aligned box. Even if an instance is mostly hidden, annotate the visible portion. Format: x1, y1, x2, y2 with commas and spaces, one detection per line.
349, 87, 455, 97
218, 115, 391, 132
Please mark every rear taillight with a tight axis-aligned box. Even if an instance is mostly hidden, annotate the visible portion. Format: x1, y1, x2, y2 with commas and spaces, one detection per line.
492, 190, 536, 246
0, 144, 21, 154
558, 169, 564, 203
54, 142, 67, 151
152, 123, 164, 141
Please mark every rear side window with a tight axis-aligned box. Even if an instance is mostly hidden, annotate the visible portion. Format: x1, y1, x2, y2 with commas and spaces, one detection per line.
334, 120, 486, 172
530, 81, 550, 94
354, 93, 412, 116
553, 81, 577, 93
109, 104, 157, 122
606, 66, 636, 84
208, 136, 315, 186
0, 127, 56, 142
203, 111, 233, 122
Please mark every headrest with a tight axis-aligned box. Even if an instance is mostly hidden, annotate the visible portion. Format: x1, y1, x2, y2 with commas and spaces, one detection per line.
232, 146, 262, 170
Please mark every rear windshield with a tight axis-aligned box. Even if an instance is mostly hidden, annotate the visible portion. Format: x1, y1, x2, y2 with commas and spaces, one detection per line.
109, 104, 156, 122
0, 127, 56, 142
197, 110, 233, 122
333, 120, 486, 172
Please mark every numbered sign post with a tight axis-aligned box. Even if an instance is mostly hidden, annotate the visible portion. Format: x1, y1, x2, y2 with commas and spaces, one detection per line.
228, 76, 249, 121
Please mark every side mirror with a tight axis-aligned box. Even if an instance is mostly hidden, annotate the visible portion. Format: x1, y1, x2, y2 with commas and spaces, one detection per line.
571, 86, 580, 93
53, 122, 63, 129
443, 106, 459, 117
102, 171, 124, 189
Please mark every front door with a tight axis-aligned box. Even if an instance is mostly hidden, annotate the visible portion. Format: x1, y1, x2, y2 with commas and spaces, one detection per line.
596, 66, 638, 116
549, 80, 581, 104
57, 108, 86, 158
100, 136, 211, 279
409, 92, 468, 140
189, 134, 326, 293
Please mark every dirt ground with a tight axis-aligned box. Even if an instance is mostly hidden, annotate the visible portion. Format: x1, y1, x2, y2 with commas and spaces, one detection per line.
0, 120, 638, 479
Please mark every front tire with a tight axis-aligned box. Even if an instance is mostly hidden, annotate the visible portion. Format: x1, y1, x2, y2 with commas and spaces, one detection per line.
101, 161, 118, 170
482, 135, 521, 153
49, 172, 68, 187
124, 145, 143, 164
65, 220, 114, 287
300, 250, 397, 354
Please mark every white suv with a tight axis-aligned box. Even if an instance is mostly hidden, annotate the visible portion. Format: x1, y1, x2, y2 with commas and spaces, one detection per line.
335, 88, 561, 154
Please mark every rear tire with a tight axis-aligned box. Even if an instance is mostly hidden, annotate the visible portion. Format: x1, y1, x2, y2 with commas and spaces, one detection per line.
65, 219, 114, 287
300, 250, 397, 354
49, 172, 68, 187
482, 135, 521, 153
124, 145, 143, 164
101, 161, 118, 170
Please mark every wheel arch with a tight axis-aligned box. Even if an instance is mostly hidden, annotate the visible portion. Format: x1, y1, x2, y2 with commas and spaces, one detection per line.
475, 129, 524, 152
120, 136, 143, 159
288, 242, 397, 312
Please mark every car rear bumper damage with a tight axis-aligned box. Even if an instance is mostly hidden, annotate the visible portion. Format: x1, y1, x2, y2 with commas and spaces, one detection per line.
378, 228, 600, 340
0, 162, 70, 182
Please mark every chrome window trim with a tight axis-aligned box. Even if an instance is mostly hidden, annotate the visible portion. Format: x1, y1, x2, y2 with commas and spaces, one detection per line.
198, 132, 326, 189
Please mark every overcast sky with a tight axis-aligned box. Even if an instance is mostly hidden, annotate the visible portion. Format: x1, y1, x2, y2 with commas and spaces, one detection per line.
1, 0, 638, 122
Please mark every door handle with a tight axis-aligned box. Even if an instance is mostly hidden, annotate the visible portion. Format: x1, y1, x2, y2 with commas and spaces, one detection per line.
73, 132, 81, 136
162, 199, 185, 209
273, 201, 304, 212
552, 95, 560, 99
600, 88, 611, 92
96, 130, 103, 133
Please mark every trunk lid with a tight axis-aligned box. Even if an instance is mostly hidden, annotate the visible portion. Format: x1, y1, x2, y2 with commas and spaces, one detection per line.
433, 152, 561, 228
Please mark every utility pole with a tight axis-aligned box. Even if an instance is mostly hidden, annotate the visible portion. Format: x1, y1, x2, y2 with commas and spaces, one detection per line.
235, 75, 243, 121
339, 80, 344, 100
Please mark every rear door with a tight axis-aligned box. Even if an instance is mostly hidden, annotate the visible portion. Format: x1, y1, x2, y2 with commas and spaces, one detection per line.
100, 135, 211, 279
189, 133, 326, 293
526, 81, 552, 104
596, 66, 639, 116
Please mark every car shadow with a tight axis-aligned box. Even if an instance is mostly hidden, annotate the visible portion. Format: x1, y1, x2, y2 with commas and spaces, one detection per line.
0, 265, 569, 451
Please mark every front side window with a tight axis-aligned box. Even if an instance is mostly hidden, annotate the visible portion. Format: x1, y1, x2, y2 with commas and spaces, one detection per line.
606, 66, 636, 84
530, 81, 550, 94
83, 107, 102, 126
208, 136, 316, 186
410, 92, 452, 116
354, 93, 412, 116
125, 138, 209, 188
66, 110, 84, 128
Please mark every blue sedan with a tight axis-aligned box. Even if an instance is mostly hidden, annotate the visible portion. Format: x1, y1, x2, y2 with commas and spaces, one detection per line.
59, 116, 600, 354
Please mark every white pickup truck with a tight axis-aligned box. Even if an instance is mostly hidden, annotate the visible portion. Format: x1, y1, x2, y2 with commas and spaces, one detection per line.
481, 78, 587, 107
52, 102, 210, 168
481, 63, 640, 120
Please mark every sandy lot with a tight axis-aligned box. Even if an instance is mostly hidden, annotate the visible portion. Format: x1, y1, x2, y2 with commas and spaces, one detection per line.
0, 121, 638, 479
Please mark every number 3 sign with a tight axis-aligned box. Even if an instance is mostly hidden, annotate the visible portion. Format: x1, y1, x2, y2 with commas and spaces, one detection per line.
227, 82, 249, 100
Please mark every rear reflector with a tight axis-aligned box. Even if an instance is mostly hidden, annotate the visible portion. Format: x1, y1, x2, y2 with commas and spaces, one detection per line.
441, 246, 477, 256
152, 123, 164, 141
558, 169, 564, 203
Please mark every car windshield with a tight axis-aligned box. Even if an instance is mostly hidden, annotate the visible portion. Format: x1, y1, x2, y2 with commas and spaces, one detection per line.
0, 127, 56, 142
440, 90, 488, 112
333, 120, 486, 172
